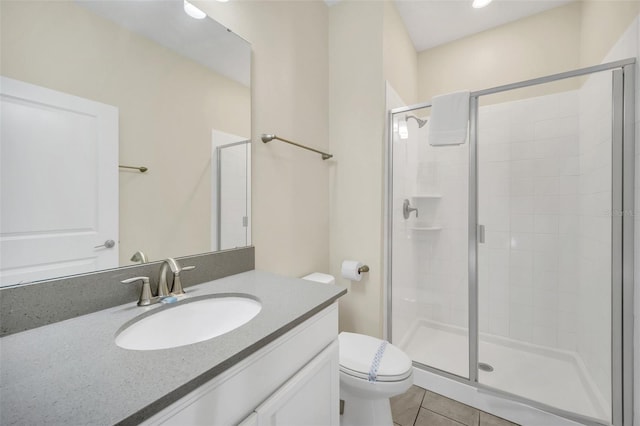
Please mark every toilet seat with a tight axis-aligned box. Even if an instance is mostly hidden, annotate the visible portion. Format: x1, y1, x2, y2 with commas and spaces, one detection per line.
339, 332, 412, 383
340, 365, 412, 382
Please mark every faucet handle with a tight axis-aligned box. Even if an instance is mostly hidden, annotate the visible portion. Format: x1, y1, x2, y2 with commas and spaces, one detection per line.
121, 276, 157, 306
130, 251, 148, 264
170, 265, 196, 296
402, 199, 419, 219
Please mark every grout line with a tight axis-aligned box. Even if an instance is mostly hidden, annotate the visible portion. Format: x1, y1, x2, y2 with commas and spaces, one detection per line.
419, 407, 468, 426
417, 388, 490, 426
412, 406, 421, 426
410, 389, 426, 426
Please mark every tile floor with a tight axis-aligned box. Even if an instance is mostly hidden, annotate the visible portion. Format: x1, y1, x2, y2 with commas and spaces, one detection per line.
391, 385, 520, 426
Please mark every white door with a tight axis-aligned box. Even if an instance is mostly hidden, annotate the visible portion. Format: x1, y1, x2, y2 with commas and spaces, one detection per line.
211, 129, 251, 251
0, 76, 118, 286
218, 141, 250, 249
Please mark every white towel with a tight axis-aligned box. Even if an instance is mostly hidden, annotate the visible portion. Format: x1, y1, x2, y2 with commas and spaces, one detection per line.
428, 90, 470, 146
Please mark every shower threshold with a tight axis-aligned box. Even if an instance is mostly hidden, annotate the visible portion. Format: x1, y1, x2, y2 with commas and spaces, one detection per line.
397, 319, 609, 422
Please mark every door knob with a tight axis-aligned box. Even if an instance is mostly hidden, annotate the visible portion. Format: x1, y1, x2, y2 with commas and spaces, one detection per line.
94, 239, 116, 249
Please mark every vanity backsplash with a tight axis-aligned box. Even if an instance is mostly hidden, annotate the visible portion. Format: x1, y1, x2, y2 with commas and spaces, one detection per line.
0, 247, 255, 336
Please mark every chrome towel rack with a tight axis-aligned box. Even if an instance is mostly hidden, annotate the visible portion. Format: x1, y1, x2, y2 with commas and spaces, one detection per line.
261, 134, 333, 160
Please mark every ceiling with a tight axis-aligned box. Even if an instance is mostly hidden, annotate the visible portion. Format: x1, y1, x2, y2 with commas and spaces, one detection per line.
394, 0, 573, 51
77, 0, 250, 87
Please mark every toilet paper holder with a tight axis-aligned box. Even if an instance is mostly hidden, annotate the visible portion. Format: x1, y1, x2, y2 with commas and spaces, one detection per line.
341, 260, 370, 281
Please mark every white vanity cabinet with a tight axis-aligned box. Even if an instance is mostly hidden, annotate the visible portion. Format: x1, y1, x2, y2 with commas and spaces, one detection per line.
142, 303, 339, 426
250, 340, 339, 426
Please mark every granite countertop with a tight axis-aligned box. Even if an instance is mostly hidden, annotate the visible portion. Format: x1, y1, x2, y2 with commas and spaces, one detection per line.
0, 270, 346, 425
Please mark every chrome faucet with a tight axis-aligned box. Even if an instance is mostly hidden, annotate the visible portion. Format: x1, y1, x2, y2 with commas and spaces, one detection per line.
122, 259, 196, 306
158, 258, 196, 297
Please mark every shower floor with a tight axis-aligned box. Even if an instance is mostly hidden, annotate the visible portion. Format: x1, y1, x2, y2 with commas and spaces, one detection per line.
397, 320, 609, 422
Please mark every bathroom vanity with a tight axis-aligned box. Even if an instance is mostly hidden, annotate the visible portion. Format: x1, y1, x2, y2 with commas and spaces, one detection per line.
145, 303, 339, 425
0, 270, 346, 425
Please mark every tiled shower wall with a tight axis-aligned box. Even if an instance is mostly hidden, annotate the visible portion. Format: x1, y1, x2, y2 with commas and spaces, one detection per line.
477, 91, 581, 349
474, 40, 637, 409
393, 90, 586, 348
396, 78, 625, 390
411, 138, 469, 329
389, 83, 469, 343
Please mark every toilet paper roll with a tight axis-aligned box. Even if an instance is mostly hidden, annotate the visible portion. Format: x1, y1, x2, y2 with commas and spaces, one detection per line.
341, 260, 364, 282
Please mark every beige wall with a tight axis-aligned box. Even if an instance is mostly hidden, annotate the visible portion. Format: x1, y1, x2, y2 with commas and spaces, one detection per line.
383, 1, 418, 106
579, 0, 640, 67
204, 0, 418, 338
418, 2, 582, 105
329, 0, 386, 337
418, 1, 640, 105
198, 1, 331, 277
0, 1, 250, 266
327, 0, 419, 338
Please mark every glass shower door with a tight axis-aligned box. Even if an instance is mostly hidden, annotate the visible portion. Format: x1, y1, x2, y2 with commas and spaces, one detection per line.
390, 105, 470, 379
475, 71, 614, 423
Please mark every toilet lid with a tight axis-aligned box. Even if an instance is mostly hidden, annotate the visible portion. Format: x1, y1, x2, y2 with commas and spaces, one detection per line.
339, 332, 412, 382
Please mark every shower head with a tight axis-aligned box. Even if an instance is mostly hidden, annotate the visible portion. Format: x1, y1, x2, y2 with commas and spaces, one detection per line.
406, 114, 428, 128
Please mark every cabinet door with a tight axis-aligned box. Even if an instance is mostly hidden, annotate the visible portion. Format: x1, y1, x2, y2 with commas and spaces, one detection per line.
255, 341, 339, 426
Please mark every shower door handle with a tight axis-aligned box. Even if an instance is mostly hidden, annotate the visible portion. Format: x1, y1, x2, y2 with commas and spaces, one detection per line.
478, 225, 485, 244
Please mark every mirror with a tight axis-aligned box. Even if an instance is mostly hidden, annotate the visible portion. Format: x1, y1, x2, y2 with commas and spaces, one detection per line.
0, 0, 251, 287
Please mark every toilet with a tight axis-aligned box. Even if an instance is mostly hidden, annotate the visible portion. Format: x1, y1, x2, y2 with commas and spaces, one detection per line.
302, 273, 414, 426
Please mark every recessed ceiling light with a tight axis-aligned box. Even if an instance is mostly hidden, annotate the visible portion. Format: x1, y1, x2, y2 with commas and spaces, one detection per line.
184, 0, 207, 19
472, 0, 493, 8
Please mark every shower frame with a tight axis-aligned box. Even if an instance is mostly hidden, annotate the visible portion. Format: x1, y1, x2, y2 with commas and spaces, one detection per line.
385, 58, 635, 426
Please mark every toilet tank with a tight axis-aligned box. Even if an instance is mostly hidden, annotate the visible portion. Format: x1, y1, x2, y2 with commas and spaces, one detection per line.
301, 272, 335, 285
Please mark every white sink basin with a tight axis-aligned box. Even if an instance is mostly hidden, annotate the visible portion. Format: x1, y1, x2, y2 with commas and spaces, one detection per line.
115, 295, 262, 350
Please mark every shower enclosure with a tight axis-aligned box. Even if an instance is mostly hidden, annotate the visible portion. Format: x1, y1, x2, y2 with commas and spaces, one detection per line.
386, 59, 635, 426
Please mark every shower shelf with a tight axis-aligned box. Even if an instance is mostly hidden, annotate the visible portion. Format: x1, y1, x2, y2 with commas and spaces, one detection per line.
411, 194, 442, 200
410, 226, 442, 231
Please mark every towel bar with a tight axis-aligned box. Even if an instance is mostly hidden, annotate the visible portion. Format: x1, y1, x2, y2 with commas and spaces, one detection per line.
119, 165, 148, 173
261, 134, 333, 160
